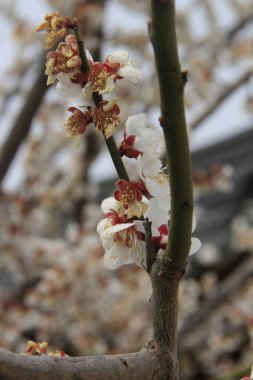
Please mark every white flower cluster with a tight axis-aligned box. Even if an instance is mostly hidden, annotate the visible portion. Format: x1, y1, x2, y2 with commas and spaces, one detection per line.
97, 113, 201, 269
55, 49, 141, 104
38, 16, 141, 146
36, 13, 200, 269
56, 49, 141, 145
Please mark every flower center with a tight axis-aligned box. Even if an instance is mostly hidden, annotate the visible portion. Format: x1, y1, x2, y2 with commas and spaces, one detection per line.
154, 173, 169, 186
65, 114, 81, 137
117, 186, 136, 209
92, 69, 113, 92
92, 101, 120, 139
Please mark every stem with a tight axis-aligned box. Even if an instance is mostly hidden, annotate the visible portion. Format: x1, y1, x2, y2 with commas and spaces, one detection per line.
149, 0, 193, 268
105, 137, 129, 180
74, 28, 90, 73
73, 28, 129, 181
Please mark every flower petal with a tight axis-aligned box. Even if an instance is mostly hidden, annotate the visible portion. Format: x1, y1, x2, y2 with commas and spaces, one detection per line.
96, 218, 107, 235
104, 246, 132, 269
85, 49, 93, 62
192, 215, 196, 232
141, 155, 163, 178
145, 177, 170, 202
101, 197, 116, 214
118, 65, 141, 83
56, 74, 82, 99
105, 222, 135, 234
108, 50, 129, 65
144, 198, 170, 236
126, 114, 147, 135
189, 237, 201, 256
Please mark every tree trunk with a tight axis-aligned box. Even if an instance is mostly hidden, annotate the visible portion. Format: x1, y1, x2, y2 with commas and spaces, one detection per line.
148, 258, 182, 380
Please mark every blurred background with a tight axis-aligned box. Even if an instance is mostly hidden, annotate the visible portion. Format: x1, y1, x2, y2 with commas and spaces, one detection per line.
0, 0, 253, 379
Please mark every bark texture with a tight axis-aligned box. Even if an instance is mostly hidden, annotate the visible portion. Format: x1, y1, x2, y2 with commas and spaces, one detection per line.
148, 259, 182, 380
0, 349, 161, 380
0, 264, 181, 380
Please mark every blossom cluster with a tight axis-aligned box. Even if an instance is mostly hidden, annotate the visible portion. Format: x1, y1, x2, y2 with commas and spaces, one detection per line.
37, 12, 141, 147
97, 114, 201, 269
23, 340, 67, 357
36, 12, 200, 270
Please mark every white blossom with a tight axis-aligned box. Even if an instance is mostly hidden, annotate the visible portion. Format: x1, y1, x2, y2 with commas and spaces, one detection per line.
123, 154, 171, 235
56, 73, 93, 106
123, 113, 163, 157
97, 205, 146, 270
56, 73, 82, 99
107, 50, 141, 84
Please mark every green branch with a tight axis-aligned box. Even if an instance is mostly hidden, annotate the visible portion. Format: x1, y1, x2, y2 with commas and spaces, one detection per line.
74, 28, 129, 181
149, 0, 193, 268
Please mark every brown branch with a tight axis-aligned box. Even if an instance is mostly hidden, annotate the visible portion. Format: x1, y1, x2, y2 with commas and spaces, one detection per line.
0, 349, 162, 380
0, 57, 47, 185
149, 258, 181, 378
190, 68, 252, 129
195, 8, 253, 50
224, 10, 253, 44
0, 65, 30, 116
72, 0, 105, 222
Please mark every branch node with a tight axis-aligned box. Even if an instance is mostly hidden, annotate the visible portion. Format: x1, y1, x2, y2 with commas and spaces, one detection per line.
158, 262, 187, 281
182, 200, 193, 208
158, 116, 167, 128
119, 357, 129, 368
144, 339, 161, 356
147, 20, 152, 34
181, 70, 188, 85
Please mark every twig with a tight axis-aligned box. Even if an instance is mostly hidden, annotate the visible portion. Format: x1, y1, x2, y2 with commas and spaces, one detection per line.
195, 8, 253, 50
223, 11, 253, 45
191, 68, 252, 129
73, 28, 129, 181
0, 65, 30, 116
0, 58, 47, 185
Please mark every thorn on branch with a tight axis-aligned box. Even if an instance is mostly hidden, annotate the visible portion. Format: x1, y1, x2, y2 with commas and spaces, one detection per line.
158, 263, 187, 281
158, 116, 167, 128
147, 20, 152, 34
182, 200, 193, 208
181, 70, 188, 85
119, 357, 129, 368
